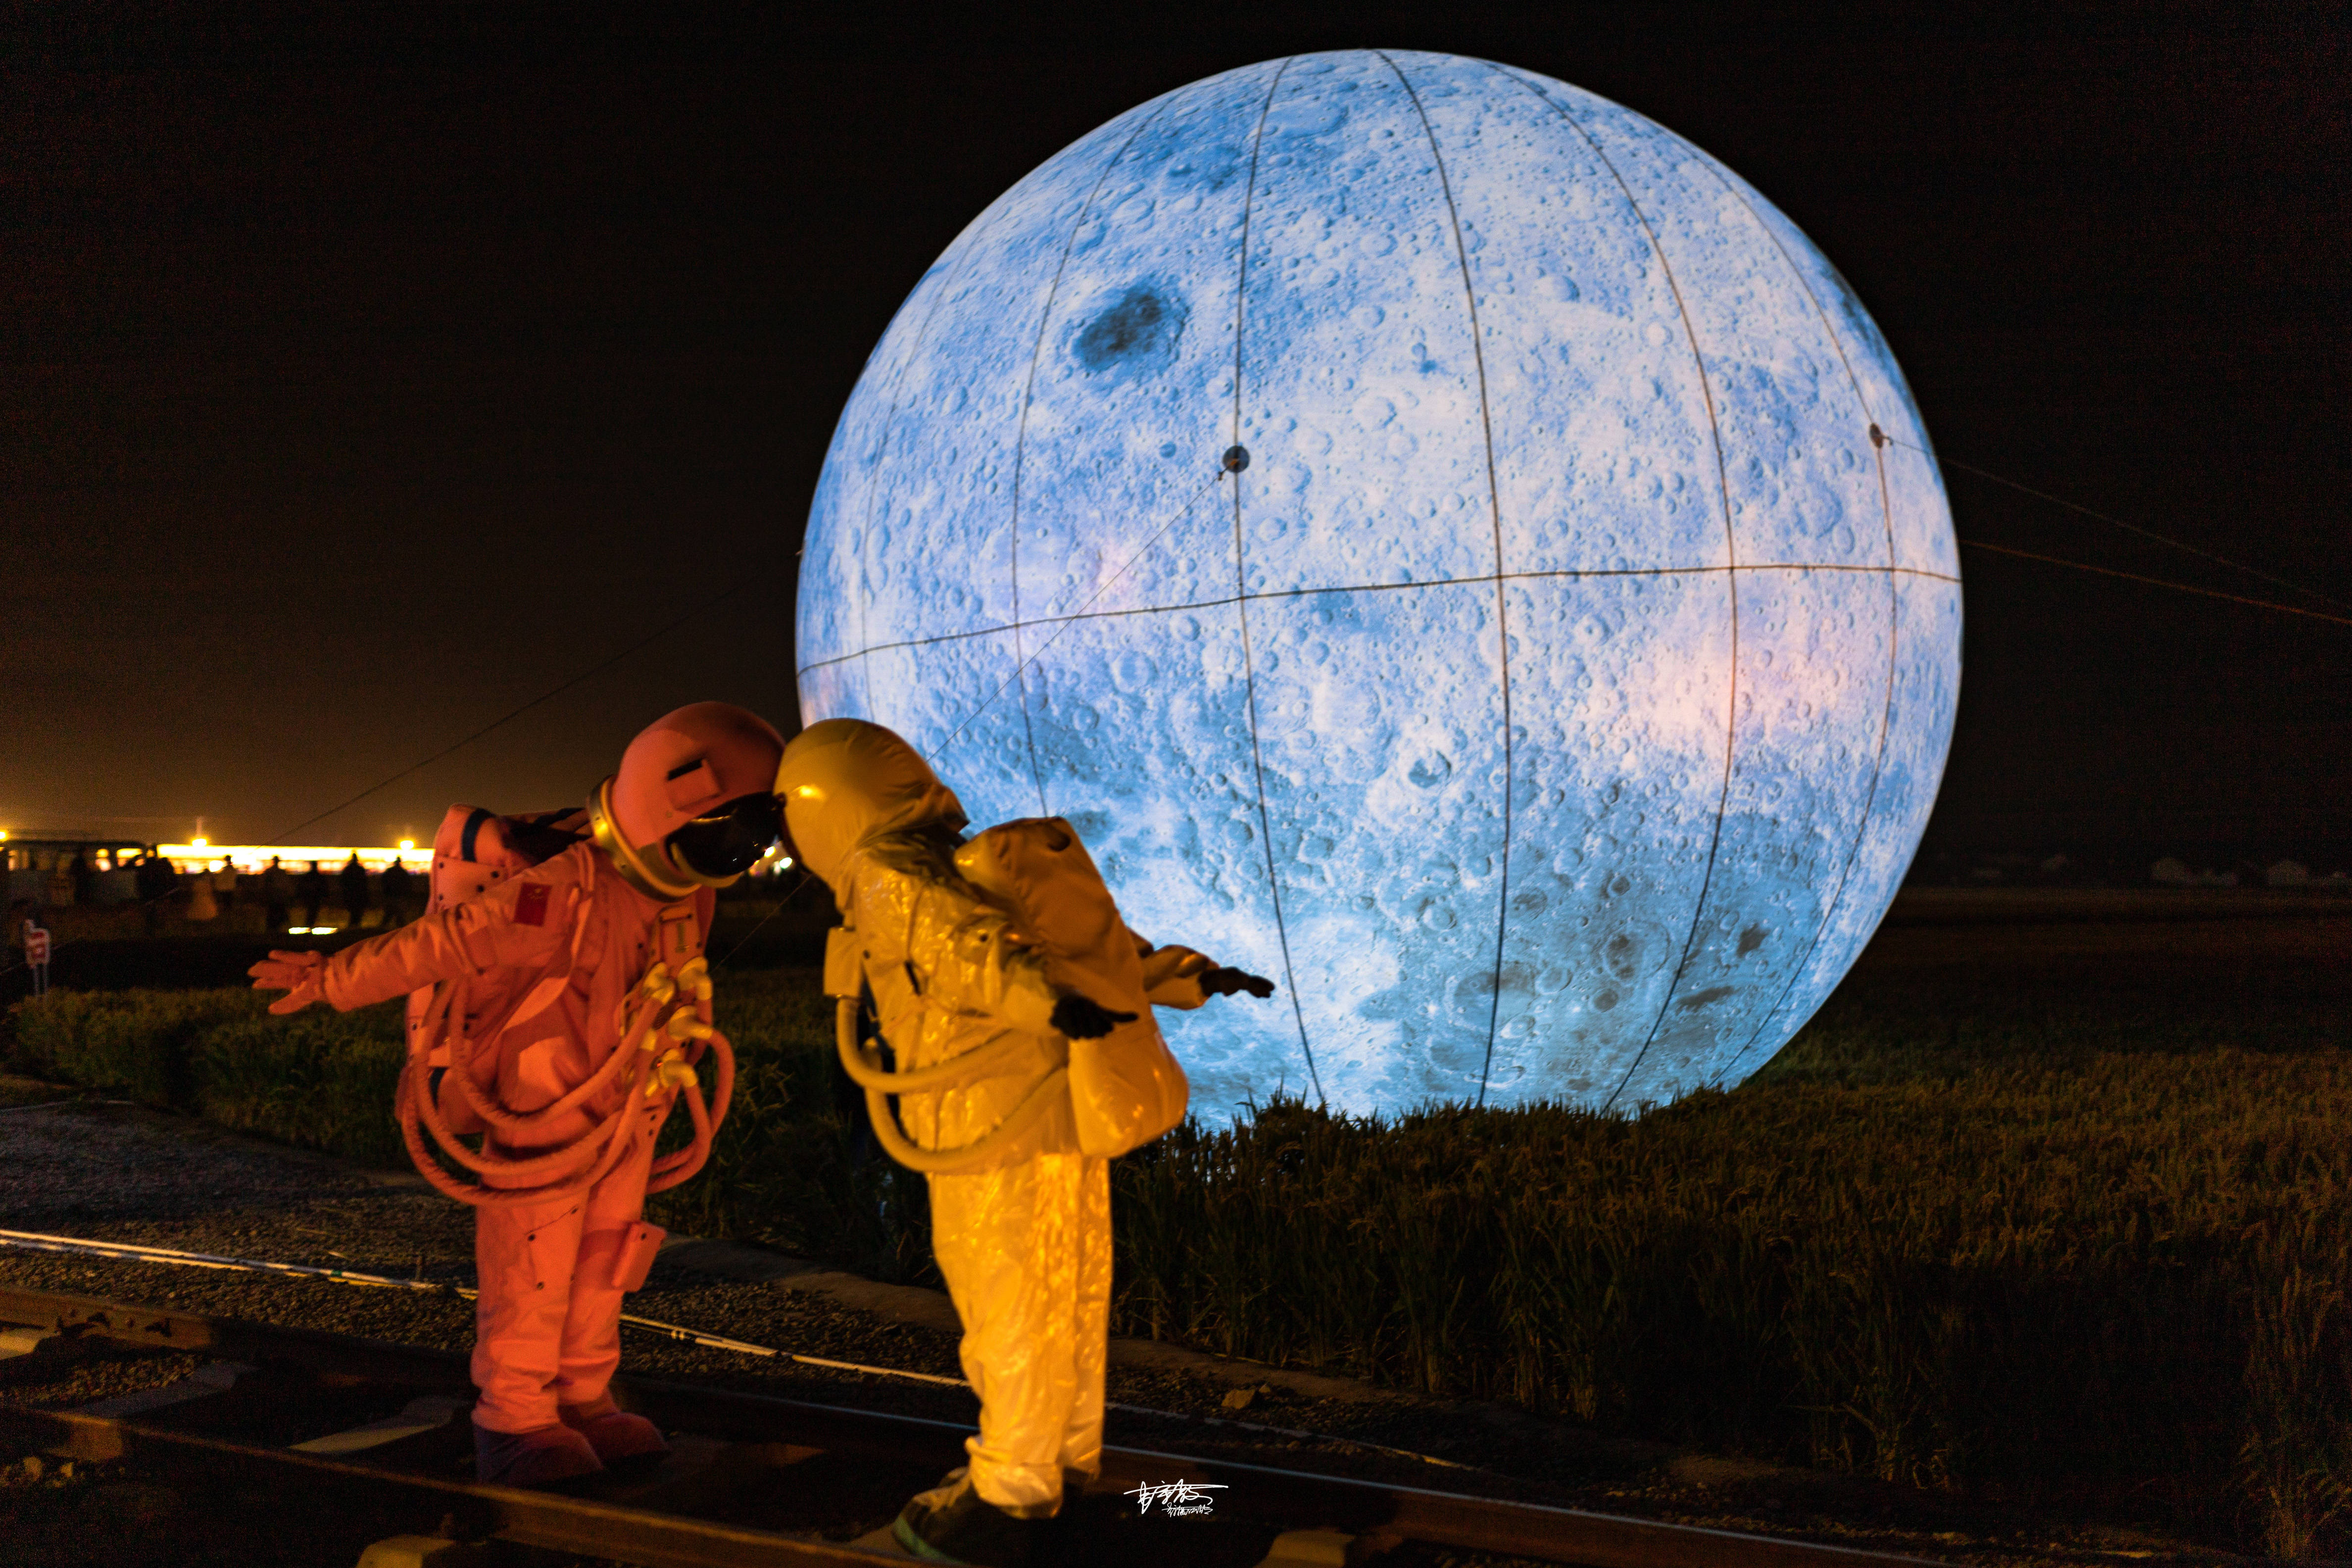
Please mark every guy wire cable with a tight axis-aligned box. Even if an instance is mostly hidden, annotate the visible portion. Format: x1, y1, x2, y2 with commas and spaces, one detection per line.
0, 1225, 1467, 1470
271, 569, 769, 846
8, 565, 780, 963
1956, 539, 2352, 629
25, 435, 2332, 942
708, 865, 816, 973
913, 436, 2348, 771
14, 445, 2344, 988
1889, 433, 2352, 615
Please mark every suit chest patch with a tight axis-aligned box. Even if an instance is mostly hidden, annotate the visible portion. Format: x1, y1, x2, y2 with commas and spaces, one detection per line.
515, 884, 550, 927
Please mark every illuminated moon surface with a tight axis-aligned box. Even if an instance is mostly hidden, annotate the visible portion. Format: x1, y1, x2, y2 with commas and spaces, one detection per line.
798, 50, 1961, 1120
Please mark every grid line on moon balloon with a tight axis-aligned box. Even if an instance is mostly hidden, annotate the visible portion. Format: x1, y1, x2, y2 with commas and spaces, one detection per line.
1481, 572, 1734, 1106
1718, 571, 1960, 1087
1011, 86, 1267, 618
923, 65, 1277, 765
1708, 158, 1957, 579
793, 561, 1962, 676
801, 245, 964, 698
1226, 55, 1322, 1103
1604, 567, 1895, 1110
1378, 50, 1518, 1108
1005, 92, 1184, 819
1255, 583, 1509, 1108
845, 228, 998, 724
923, 470, 1224, 763
1482, 62, 1745, 1114
853, 124, 1140, 739
1673, 145, 1910, 1089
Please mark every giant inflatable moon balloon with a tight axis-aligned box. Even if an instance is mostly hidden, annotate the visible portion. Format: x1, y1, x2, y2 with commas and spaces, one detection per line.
798, 51, 1961, 1119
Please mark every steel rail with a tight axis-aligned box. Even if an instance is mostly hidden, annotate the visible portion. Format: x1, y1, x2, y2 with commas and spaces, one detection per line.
0, 1285, 1945, 1568
7, 1407, 882, 1568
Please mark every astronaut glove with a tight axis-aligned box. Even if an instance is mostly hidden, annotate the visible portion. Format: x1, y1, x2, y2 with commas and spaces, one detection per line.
247, 949, 329, 1015
1200, 966, 1276, 1000
1049, 993, 1139, 1040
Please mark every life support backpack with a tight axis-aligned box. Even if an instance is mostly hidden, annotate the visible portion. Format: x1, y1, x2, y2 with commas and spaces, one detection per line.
403, 805, 593, 1079
830, 816, 1189, 1172
395, 803, 734, 1209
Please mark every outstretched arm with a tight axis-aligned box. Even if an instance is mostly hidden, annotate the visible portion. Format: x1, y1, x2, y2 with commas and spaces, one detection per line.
1132, 936, 1274, 1010
249, 865, 575, 1014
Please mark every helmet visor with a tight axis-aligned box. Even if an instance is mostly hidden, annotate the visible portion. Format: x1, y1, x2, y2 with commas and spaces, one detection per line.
667, 792, 785, 880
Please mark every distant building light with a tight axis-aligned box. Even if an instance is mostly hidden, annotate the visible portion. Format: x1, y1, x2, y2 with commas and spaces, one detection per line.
399, 839, 416, 851
192, 836, 208, 850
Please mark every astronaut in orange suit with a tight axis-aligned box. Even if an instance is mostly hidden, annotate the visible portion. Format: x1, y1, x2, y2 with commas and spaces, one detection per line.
250, 702, 785, 1485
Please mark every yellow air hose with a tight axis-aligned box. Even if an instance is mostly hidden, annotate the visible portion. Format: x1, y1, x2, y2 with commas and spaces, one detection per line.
833, 995, 1068, 1175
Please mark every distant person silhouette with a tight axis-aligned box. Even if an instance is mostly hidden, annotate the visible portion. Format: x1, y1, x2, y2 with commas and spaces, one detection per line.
378, 857, 415, 927
133, 850, 178, 936
69, 850, 95, 909
298, 861, 328, 931
261, 857, 293, 933
339, 853, 370, 931
186, 863, 219, 921
6, 898, 33, 987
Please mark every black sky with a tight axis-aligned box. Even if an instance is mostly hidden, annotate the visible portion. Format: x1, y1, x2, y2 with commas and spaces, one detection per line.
4, 3, 2346, 863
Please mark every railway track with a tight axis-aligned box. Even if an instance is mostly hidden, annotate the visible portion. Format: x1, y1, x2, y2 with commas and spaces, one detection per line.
0, 1285, 1940, 1568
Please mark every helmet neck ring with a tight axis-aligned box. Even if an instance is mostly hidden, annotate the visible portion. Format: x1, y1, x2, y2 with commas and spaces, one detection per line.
588, 777, 701, 901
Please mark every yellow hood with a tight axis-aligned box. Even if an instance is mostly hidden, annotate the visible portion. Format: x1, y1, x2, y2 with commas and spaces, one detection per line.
776, 719, 967, 897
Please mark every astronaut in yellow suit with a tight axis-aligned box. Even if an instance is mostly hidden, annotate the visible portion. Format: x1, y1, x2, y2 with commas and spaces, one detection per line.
777, 720, 1269, 1567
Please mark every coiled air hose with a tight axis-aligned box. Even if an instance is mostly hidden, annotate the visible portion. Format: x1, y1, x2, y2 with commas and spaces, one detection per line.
833, 995, 1066, 1175
397, 956, 734, 1207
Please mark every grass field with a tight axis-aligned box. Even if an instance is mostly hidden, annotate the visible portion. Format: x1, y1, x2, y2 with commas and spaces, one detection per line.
5, 896, 2346, 1556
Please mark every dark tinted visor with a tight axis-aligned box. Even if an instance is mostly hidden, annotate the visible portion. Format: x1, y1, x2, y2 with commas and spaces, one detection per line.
668, 792, 785, 879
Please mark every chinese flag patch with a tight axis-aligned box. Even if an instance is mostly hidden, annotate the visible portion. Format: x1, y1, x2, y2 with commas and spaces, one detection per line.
515, 884, 550, 927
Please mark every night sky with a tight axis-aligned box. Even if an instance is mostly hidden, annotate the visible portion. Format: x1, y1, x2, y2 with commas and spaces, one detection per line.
5, 5, 2345, 867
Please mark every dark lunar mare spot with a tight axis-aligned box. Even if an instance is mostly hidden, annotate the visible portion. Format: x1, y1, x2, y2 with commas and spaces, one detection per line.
1603, 931, 1643, 980
1737, 924, 1768, 957
1072, 284, 1187, 378
1674, 985, 1737, 1012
